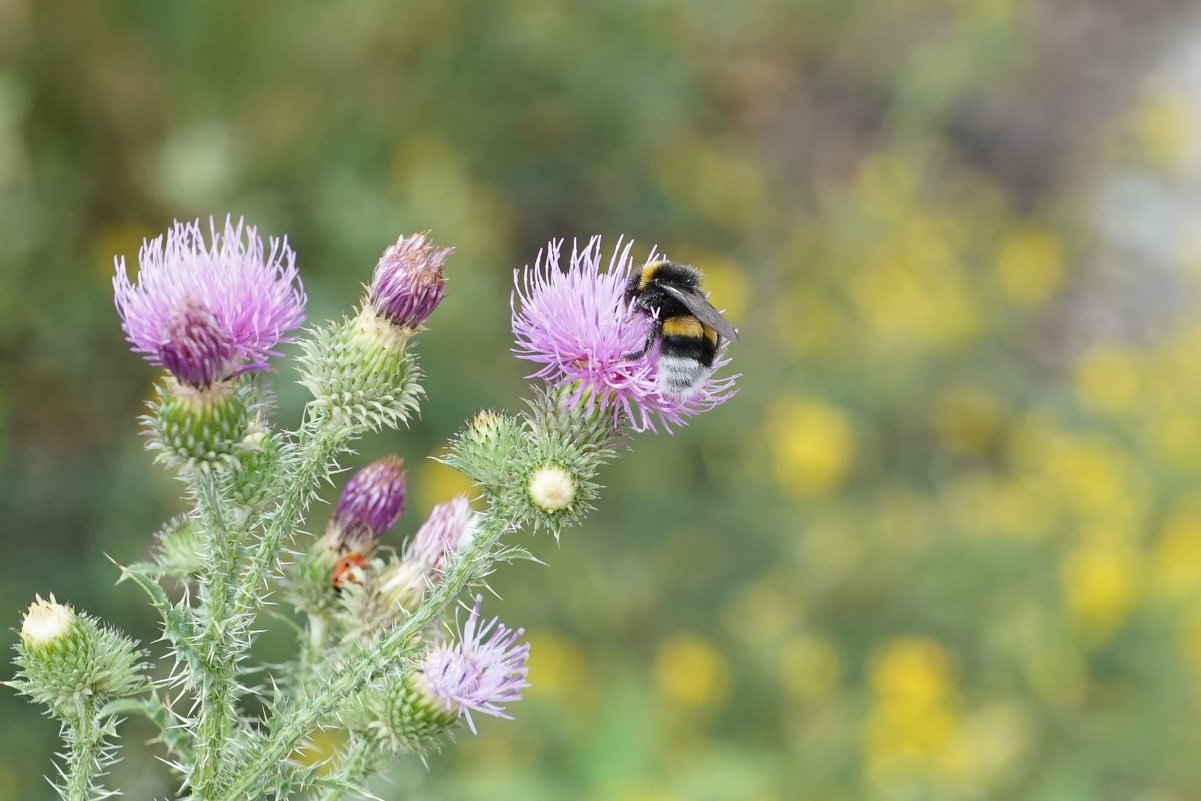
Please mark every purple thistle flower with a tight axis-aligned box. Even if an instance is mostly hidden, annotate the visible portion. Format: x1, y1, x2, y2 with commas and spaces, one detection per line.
406, 495, 477, 575
156, 302, 235, 389
367, 232, 452, 329
416, 596, 530, 733
512, 237, 737, 432
331, 456, 407, 554
114, 217, 306, 385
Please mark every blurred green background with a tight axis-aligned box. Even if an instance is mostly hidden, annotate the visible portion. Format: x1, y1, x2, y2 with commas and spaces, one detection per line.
6, 0, 1201, 799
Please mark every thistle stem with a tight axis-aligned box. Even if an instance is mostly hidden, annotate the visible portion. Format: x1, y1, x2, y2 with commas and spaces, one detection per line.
63, 697, 104, 801
221, 513, 509, 799
316, 735, 378, 801
232, 420, 344, 624
192, 473, 240, 798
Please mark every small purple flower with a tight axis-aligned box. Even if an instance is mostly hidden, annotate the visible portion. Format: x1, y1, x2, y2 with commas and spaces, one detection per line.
416, 596, 530, 733
331, 456, 407, 554
512, 237, 737, 432
114, 217, 306, 385
406, 495, 477, 575
367, 232, 452, 329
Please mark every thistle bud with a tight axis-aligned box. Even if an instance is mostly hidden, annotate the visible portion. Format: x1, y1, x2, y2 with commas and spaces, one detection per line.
145, 376, 259, 472
327, 456, 407, 556
367, 232, 451, 331
378, 496, 477, 612
443, 409, 527, 490
408, 496, 477, 574
296, 233, 451, 430
527, 464, 576, 513
11, 596, 146, 719
20, 595, 75, 651
373, 597, 529, 753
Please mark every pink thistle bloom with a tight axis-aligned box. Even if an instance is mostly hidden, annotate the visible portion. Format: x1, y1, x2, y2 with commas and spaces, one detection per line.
406, 495, 477, 575
512, 237, 737, 432
331, 456, 407, 555
114, 217, 306, 386
416, 596, 530, 733
367, 232, 452, 329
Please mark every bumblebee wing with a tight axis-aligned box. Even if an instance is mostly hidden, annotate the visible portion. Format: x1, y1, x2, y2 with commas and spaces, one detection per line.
660, 284, 740, 342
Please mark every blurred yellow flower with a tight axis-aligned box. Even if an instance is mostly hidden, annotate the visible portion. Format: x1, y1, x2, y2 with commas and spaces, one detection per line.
720, 578, 799, 647
869, 637, 956, 709
415, 458, 477, 517
765, 398, 856, 496
937, 702, 1033, 792
1037, 433, 1145, 530
1149, 409, 1201, 470
293, 729, 344, 774
993, 227, 1064, 307
657, 137, 769, 232
1153, 497, 1201, 602
94, 222, 155, 279
653, 634, 732, 709
1075, 345, 1142, 416
854, 156, 917, 220
851, 249, 980, 351
525, 630, 588, 699
779, 634, 842, 702
1061, 541, 1142, 643
934, 386, 1003, 454
1136, 86, 1197, 171
773, 291, 839, 359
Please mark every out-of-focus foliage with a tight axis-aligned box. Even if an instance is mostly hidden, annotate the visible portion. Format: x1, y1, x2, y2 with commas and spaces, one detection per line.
5, 0, 1201, 799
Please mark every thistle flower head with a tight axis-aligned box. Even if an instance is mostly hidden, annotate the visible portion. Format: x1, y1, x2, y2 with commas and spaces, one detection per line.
157, 301, 236, 388
415, 596, 530, 733
114, 217, 306, 386
331, 455, 407, 554
512, 237, 737, 432
407, 495, 477, 574
12, 596, 146, 710
20, 595, 75, 649
527, 464, 576, 513
367, 232, 452, 329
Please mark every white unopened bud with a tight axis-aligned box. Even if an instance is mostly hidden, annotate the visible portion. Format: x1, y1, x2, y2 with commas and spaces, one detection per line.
528, 464, 576, 513
20, 596, 75, 649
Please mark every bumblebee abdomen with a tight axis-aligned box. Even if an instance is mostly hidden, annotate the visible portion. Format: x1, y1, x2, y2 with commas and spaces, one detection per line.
656, 314, 718, 397
661, 315, 718, 365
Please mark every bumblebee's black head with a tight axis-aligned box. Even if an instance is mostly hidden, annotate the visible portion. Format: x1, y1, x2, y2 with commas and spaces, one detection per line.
624, 260, 702, 307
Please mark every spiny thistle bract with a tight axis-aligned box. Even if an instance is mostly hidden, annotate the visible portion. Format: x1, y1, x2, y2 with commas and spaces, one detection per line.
10, 222, 737, 801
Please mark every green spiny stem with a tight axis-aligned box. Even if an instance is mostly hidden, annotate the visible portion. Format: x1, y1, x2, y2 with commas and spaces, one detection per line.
315, 735, 379, 801
231, 419, 345, 627
63, 696, 105, 801
192, 474, 241, 798
220, 513, 509, 799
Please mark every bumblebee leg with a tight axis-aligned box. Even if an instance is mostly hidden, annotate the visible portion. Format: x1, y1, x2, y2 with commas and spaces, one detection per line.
623, 320, 661, 361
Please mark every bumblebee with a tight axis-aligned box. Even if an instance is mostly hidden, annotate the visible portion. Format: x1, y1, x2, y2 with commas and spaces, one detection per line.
623, 260, 739, 397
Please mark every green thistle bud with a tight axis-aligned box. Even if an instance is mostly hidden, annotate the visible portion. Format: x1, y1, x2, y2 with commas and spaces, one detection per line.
442, 409, 527, 490
287, 543, 340, 618
144, 376, 259, 472
374, 672, 459, 755
222, 421, 280, 510
297, 307, 423, 432
152, 515, 205, 579
10, 597, 146, 720
503, 387, 619, 537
